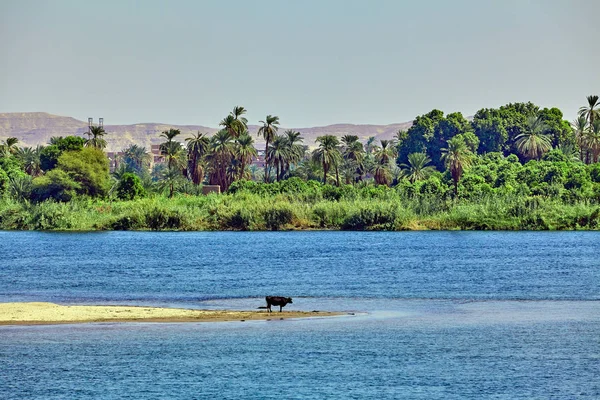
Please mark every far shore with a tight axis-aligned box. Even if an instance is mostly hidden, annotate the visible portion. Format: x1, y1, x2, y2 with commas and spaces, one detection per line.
0, 302, 344, 326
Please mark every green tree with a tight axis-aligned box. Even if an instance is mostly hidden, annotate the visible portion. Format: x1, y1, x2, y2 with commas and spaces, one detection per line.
572, 116, 589, 162
115, 172, 146, 200
442, 135, 473, 195
85, 126, 107, 150
267, 135, 289, 181
257, 115, 280, 182
515, 115, 552, 161
57, 147, 111, 197
579, 95, 600, 127
122, 144, 151, 174
207, 129, 235, 191
31, 169, 80, 202
235, 133, 257, 180
312, 135, 341, 185
16, 146, 43, 177
341, 135, 365, 183
400, 152, 436, 183
0, 137, 19, 156
373, 139, 397, 186
185, 132, 209, 184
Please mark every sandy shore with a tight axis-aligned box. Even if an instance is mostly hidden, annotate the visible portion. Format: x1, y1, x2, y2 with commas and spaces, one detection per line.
0, 302, 343, 326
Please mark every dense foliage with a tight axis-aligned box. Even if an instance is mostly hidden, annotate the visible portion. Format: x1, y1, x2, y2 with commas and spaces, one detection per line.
1, 96, 600, 231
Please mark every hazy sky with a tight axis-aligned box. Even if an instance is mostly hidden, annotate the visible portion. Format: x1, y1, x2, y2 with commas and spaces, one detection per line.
1, 0, 599, 127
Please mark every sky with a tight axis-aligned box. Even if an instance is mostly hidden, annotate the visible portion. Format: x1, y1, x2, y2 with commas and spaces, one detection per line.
1, 0, 599, 128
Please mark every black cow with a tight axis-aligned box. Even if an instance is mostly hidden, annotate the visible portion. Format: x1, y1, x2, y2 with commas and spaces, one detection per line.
264, 296, 293, 312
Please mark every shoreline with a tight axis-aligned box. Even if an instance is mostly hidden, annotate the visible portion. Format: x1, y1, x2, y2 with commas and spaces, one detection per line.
0, 302, 344, 326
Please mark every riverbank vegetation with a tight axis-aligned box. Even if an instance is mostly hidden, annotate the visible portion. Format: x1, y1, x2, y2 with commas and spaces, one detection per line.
1, 96, 599, 231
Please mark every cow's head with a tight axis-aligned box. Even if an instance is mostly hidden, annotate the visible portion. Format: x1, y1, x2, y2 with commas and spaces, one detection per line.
287, 297, 293, 304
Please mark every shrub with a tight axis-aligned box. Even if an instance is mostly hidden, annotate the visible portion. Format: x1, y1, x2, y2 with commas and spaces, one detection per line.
31, 170, 80, 202
145, 207, 185, 230
263, 205, 294, 230
116, 173, 146, 200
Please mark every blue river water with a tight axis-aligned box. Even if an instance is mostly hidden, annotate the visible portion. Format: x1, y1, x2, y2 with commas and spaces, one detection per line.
1, 231, 599, 399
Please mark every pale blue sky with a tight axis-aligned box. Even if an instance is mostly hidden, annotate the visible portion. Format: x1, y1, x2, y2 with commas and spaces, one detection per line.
1, 0, 598, 127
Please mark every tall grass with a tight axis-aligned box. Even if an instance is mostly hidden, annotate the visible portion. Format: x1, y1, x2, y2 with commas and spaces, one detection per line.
1, 191, 599, 231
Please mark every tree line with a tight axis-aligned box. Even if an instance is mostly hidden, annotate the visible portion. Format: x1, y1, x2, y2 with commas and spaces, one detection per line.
0, 96, 599, 203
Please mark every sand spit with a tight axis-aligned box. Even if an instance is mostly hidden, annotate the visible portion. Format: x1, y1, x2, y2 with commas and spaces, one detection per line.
0, 302, 343, 326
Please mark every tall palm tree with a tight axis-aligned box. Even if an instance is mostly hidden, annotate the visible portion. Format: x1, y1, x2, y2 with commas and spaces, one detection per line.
587, 119, 600, 163
231, 106, 248, 136
341, 135, 365, 183
257, 115, 280, 181
373, 140, 397, 186
267, 135, 289, 181
365, 136, 377, 154
1, 137, 19, 156
235, 133, 257, 180
579, 95, 600, 127
442, 136, 473, 195
312, 135, 341, 185
572, 116, 589, 162
185, 132, 209, 185
400, 152, 436, 183
160, 129, 184, 171
160, 128, 181, 143
122, 144, 151, 173
515, 115, 552, 161
282, 130, 305, 178
161, 141, 185, 170
16, 146, 43, 177
85, 126, 107, 149
207, 129, 235, 191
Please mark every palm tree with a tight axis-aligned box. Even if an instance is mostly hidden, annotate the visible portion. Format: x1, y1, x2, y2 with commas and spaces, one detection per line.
207, 129, 235, 191
220, 106, 248, 138
341, 135, 365, 183
122, 144, 151, 174
160, 128, 181, 143
161, 141, 185, 171
579, 95, 600, 127
160, 129, 184, 171
365, 136, 377, 154
312, 135, 341, 185
159, 166, 184, 198
515, 115, 552, 161
373, 140, 397, 186
587, 120, 600, 163
16, 146, 43, 177
267, 135, 289, 181
85, 126, 107, 149
231, 106, 248, 136
572, 116, 589, 162
1, 137, 19, 156
185, 132, 209, 185
280, 130, 305, 179
257, 115, 280, 181
235, 133, 257, 180
400, 152, 436, 183
442, 136, 473, 195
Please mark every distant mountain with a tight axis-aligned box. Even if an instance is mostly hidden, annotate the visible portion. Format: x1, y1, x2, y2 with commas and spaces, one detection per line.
0, 112, 413, 151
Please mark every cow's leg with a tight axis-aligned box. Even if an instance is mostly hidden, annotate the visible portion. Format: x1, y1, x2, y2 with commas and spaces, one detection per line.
267, 304, 271, 313
280, 305, 283, 312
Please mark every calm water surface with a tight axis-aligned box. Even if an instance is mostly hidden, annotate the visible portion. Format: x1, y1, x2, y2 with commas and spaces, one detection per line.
1, 231, 599, 399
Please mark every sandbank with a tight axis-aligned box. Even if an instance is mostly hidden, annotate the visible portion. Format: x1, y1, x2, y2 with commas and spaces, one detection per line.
0, 302, 343, 326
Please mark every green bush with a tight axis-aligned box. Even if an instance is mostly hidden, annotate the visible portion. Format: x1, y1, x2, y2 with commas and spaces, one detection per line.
116, 173, 146, 200
263, 205, 294, 230
145, 207, 185, 230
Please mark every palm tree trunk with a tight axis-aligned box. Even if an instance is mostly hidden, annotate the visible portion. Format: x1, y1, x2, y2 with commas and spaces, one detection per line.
335, 166, 340, 186
323, 162, 328, 184
264, 140, 270, 183
240, 159, 246, 180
